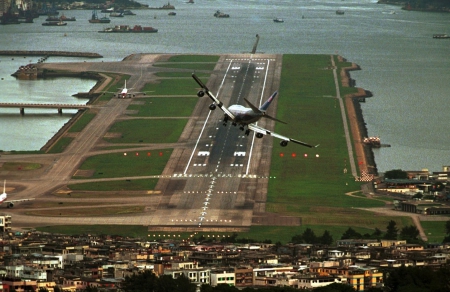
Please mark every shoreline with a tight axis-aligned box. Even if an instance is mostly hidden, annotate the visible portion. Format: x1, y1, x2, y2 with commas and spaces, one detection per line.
338, 56, 378, 176
39, 72, 112, 153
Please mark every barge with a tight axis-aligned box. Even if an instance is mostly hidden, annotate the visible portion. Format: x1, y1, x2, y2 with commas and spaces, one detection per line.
99, 25, 158, 33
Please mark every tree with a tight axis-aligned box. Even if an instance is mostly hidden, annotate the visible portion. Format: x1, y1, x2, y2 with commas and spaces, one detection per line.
384, 220, 398, 240
400, 225, 420, 243
442, 220, 450, 243
319, 230, 333, 245
372, 227, 383, 239
121, 270, 157, 292
384, 169, 408, 179
302, 228, 318, 244
341, 227, 362, 239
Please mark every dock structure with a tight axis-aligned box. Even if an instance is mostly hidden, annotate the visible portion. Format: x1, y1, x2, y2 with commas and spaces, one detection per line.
0, 103, 90, 115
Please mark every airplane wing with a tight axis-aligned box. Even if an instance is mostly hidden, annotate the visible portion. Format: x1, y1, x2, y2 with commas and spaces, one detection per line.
248, 123, 318, 148
192, 73, 236, 120
5, 198, 34, 207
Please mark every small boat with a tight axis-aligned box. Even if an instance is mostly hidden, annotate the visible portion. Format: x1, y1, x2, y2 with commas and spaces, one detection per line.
433, 34, 450, 39
109, 12, 124, 17
336, 10, 345, 15
168, 12, 176, 16
273, 18, 284, 23
122, 10, 136, 15
42, 20, 67, 26
214, 10, 229, 18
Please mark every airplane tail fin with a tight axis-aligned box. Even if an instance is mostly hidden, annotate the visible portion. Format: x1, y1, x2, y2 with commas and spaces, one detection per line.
244, 96, 287, 124
259, 91, 278, 111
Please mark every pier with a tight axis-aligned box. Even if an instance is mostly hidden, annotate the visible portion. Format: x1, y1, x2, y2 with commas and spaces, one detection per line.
0, 103, 90, 115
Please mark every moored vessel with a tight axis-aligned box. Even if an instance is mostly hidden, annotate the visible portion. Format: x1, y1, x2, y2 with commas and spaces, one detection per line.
89, 10, 111, 23
98, 25, 158, 33
42, 20, 67, 26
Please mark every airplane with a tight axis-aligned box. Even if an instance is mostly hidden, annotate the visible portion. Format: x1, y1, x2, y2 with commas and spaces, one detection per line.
0, 180, 34, 208
192, 73, 318, 148
104, 80, 149, 99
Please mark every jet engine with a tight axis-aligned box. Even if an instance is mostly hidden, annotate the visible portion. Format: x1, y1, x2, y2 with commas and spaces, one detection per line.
280, 140, 288, 147
197, 90, 205, 97
256, 133, 264, 138
209, 103, 216, 110
7, 202, 14, 208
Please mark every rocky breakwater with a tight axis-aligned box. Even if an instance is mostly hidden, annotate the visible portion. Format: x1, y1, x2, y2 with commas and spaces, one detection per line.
338, 56, 378, 176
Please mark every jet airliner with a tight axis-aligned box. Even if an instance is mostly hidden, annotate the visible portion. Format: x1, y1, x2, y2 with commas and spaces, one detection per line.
192, 73, 318, 148
0, 180, 34, 208
104, 80, 150, 98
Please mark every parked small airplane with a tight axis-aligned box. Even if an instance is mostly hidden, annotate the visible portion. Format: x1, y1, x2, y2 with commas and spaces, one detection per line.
192, 73, 318, 148
104, 80, 149, 98
0, 180, 34, 208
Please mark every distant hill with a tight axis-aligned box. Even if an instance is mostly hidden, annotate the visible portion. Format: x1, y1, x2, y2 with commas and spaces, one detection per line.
378, 0, 450, 12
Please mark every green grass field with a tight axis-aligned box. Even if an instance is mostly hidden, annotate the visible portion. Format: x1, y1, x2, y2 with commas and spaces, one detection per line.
141, 78, 204, 96
73, 149, 172, 179
128, 97, 199, 117
104, 119, 188, 144
68, 178, 159, 192
68, 112, 96, 133
46, 137, 74, 153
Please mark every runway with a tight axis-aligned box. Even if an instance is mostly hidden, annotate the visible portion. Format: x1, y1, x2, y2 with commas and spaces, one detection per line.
148, 54, 283, 229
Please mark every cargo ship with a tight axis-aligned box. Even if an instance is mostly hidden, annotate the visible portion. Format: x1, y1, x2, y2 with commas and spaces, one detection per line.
99, 25, 158, 33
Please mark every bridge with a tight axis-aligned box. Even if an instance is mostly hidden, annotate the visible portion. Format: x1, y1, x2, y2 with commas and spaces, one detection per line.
0, 103, 90, 115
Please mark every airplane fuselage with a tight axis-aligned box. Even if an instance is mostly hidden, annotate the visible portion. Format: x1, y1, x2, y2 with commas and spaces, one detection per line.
228, 105, 263, 125
0, 193, 6, 204
120, 89, 128, 98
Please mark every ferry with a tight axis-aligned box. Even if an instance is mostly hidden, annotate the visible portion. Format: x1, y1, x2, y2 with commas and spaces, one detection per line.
99, 25, 158, 33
